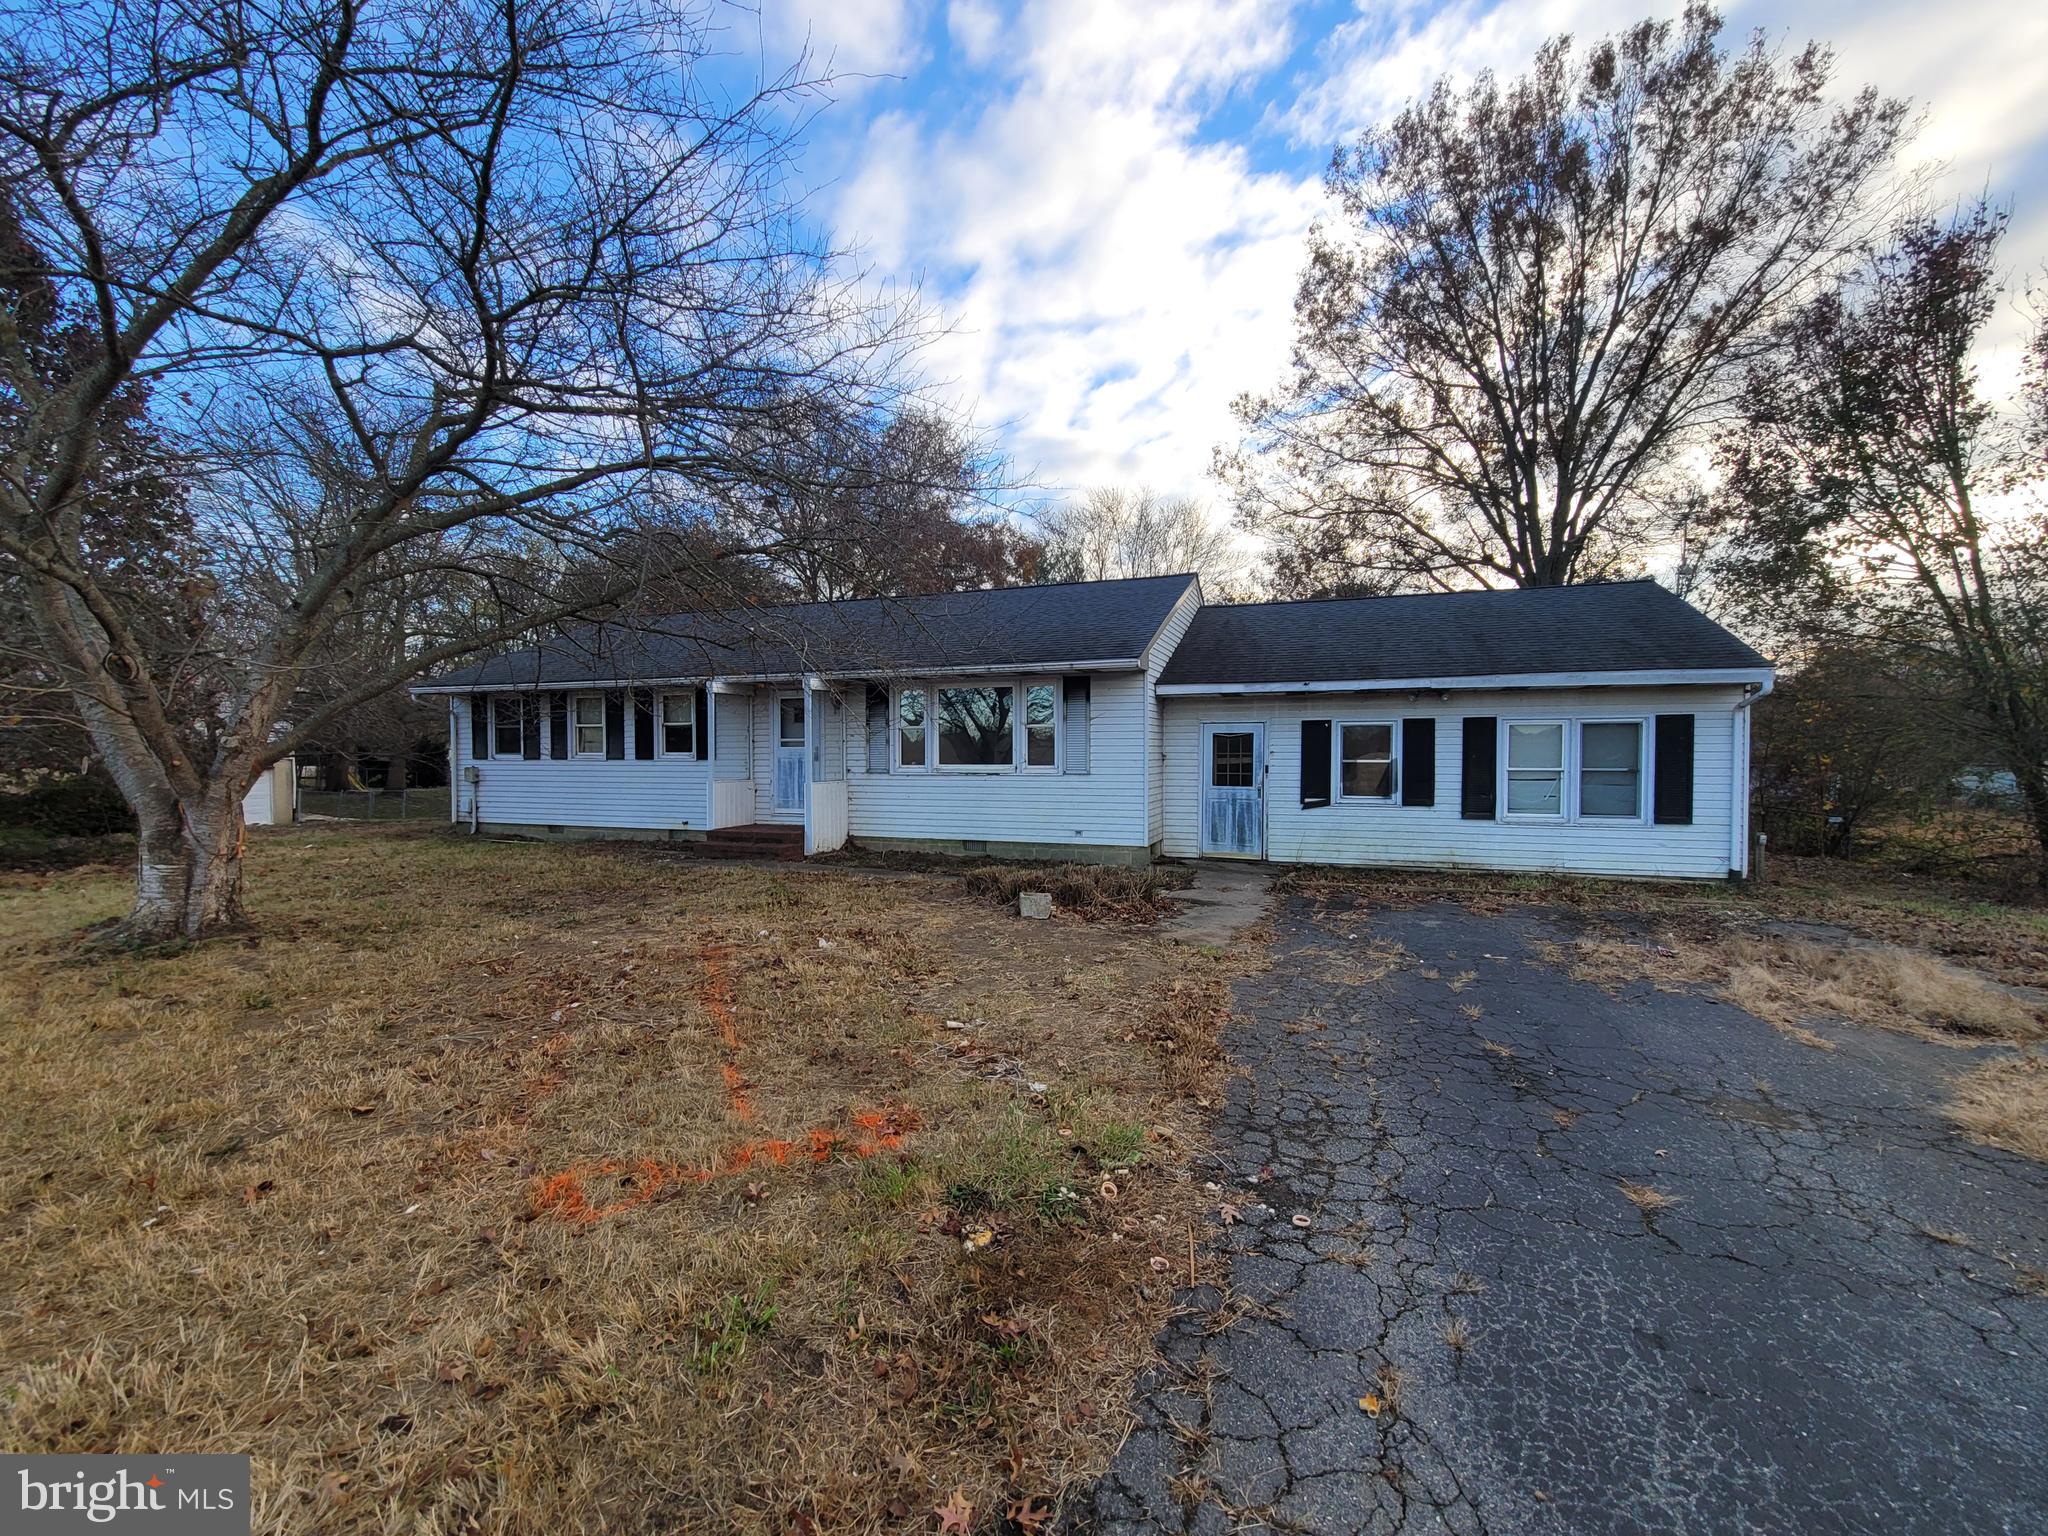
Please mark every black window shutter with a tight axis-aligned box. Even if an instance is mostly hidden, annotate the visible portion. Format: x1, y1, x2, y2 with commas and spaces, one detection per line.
695, 687, 711, 761
549, 692, 568, 760
521, 695, 542, 759
1654, 713, 1696, 825
1300, 719, 1332, 807
604, 690, 625, 760
1401, 717, 1435, 806
864, 683, 890, 774
632, 689, 656, 759
1062, 676, 1092, 774
469, 694, 488, 759
1460, 716, 1497, 819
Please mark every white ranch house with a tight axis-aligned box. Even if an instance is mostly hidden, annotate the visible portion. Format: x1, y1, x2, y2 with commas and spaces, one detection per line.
412, 575, 1774, 878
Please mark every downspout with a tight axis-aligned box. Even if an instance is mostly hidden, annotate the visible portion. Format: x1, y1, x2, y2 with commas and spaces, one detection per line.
1730, 676, 1775, 877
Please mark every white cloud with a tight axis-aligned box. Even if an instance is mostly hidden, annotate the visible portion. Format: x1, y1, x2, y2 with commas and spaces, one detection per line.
764, 0, 926, 88
946, 0, 1004, 67
823, 0, 2048, 509
1281, 0, 1648, 147
832, 0, 1322, 500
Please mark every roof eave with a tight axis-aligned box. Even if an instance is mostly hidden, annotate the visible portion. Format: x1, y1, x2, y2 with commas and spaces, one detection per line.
410, 655, 1148, 696
1154, 665, 1775, 696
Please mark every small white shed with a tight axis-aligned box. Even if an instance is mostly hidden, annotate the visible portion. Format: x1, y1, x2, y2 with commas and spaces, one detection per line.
242, 757, 298, 826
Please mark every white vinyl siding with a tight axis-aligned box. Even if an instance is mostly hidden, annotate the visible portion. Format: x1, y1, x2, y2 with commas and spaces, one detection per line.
1144, 582, 1205, 849
713, 692, 750, 778
451, 691, 711, 830
1160, 685, 1745, 879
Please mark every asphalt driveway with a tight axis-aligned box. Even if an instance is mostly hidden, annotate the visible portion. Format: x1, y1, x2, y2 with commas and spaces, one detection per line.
1086, 894, 2048, 1535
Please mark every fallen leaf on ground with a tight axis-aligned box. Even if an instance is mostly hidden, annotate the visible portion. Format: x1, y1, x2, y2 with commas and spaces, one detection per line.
935, 1489, 974, 1533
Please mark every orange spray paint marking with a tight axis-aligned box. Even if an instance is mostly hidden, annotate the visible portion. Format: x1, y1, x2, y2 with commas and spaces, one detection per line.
699, 943, 754, 1123
528, 1108, 920, 1225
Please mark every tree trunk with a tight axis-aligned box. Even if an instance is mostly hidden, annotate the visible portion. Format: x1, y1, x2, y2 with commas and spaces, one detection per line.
104, 791, 250, 945
2015, 767, 2048, 891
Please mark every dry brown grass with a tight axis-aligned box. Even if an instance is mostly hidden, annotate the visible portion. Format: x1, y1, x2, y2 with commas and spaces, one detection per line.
0, 823, 1248, 1534
1618, 1181, 1680, 1215
1554, 927, 2043, 1051
1556, 924, 2047, 1155
1718, 936, 2042, 1044
1944, 1051, 2048, 1163
959, 861, 1190, 922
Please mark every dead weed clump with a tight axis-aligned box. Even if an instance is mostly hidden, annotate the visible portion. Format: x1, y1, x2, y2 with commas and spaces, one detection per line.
1719, 935, 2042, 1044
962, 861, 1190, 922
1944, 1051, 2048, 1163
1618, 1180, 1681, 1215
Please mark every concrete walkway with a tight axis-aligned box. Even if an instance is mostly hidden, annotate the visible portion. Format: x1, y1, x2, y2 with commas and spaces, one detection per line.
1158, 861, 1275, 946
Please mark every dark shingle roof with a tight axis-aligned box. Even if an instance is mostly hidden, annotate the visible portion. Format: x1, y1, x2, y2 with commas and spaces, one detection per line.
1156, 581, 1767, 687
419, 573, 1198, 689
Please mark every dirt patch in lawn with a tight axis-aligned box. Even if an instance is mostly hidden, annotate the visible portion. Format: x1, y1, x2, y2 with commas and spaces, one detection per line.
0, 823, 1249, 1534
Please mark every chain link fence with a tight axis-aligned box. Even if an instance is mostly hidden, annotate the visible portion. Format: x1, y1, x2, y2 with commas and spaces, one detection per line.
298, 786, 451, 821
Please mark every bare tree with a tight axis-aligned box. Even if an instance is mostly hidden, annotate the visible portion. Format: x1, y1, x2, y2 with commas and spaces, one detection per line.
714, 401, 1034, 600
1712, 202, 2048, 875
1039, 486, 1249, 596
0, 0, 923, 940
1222, 3, 1907, 592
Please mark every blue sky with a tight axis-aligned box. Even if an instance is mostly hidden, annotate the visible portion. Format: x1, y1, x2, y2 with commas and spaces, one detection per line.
739, 0, 2048, 504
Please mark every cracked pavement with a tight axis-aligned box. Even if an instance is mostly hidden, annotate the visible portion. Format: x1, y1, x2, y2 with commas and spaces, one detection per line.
1084, 896, 2048, 1535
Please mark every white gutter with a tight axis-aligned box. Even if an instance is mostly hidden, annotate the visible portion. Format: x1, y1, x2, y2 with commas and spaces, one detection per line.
1155, 666, 1775, 696
409, 656, 1145, 696
1729, 673, 1776, 877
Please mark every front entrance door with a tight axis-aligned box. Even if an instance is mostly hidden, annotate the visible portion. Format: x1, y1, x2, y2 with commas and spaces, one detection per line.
774, 693, 808, 813
1199, 723, 1265, 858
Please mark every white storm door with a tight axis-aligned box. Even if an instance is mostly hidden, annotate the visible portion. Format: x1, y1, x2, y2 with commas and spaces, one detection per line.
774, 693, 808, 812
1200, 723, 1265, 857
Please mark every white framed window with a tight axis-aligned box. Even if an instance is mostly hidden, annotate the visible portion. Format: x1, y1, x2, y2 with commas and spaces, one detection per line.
1023, 681, 1058, 770
492, 695, 524, 758
658, 691, 695, 756
936, 684, 1015, 769
896, 685, 929, 771
1577, 719, 1645, 820
1338, 721, 1397, 799
572, 692, 606, 757
1504, 720, 1566, 818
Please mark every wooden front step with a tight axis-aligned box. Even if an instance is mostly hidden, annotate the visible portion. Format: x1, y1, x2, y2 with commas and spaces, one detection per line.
695, 824, 806, 861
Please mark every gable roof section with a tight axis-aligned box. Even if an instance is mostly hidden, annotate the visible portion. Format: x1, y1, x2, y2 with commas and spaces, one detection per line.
417, 573, 1200, 691
1156, 581, 1768, 689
